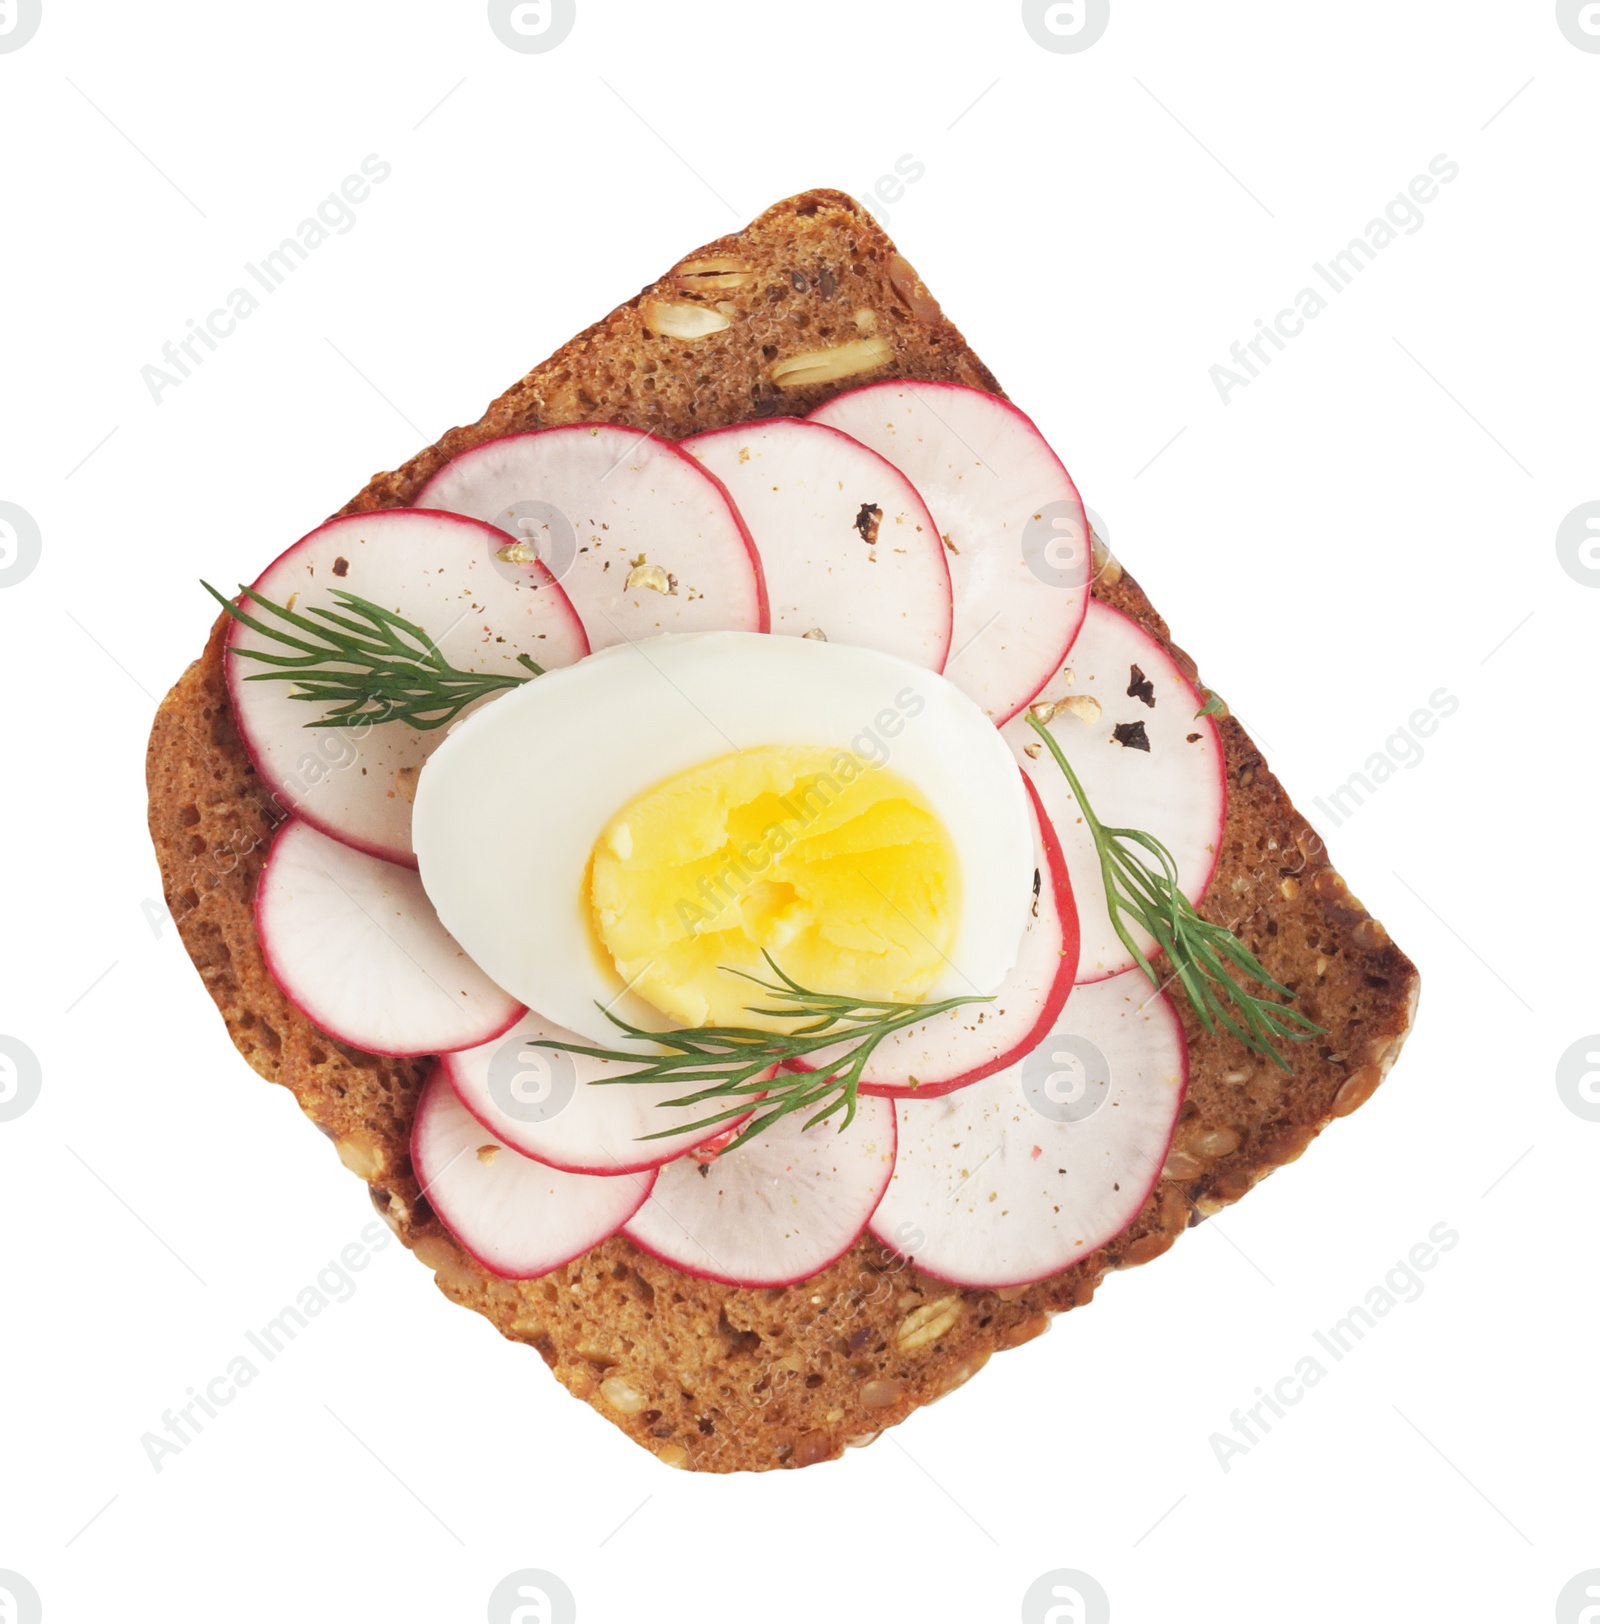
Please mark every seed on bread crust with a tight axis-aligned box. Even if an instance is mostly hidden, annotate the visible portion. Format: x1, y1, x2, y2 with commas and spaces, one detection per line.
791, 1430, 834, 1467
996, 1311, 1050, 1350
1090, 527, 1123, 587
771, 336, 892, 389
1187, 1127, 1242, 1159
1331, 1064, 1383, 1117
897, 1295, 963, 1351
1120, 1229, 1178, 1268
412, 1234, 477, 1294
671, 256, 753, 294
642, 297, 731, 339
335, 1135, 384, 1180
930, 1350, 990, 1400
600, 1376, 649, 1415
888, 253, 941, 322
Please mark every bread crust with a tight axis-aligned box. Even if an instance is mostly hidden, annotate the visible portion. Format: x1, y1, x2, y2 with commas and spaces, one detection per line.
146, 189, 1418, 1473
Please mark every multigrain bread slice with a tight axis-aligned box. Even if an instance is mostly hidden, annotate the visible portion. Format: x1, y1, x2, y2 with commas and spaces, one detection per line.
146, 189, 1419, 1473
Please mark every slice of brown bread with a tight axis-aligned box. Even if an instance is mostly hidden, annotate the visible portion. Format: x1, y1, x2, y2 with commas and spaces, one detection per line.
146, 189, 1419, 1474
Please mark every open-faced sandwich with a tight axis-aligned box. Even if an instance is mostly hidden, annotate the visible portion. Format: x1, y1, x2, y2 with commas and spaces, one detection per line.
147, 190, 1419, 1472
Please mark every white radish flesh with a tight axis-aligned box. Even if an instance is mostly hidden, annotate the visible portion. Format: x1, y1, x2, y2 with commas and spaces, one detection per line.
683, 418, 952, 669
412, 1069, 653, 1278
443, 1011, 756, 1175
1004, 600, 1226, 981
223, 508, 588, 867
808, 382, 1089, 724
413, 425, 767, 651
255, 819, 520, 1058
623, 1094, 897, 1288
869, 972, 1188, 1289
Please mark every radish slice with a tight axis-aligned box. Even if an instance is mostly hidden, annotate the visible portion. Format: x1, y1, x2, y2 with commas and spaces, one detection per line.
682, 419, 952, 669
256, 820, 520, 1058
1003, 600, 1226, 981
413, 426, 767, 650
869, 972, 1188, 1289
224, 508, 588, 867
412, 1069, 653, 1278
808, 382, 1089, 724
443, 1012, 757, 1175
623, 1095, 897, 1287
801, 774, 1079, 1099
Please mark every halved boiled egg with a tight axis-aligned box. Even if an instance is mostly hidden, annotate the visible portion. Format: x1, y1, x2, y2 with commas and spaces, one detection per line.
413, 632, 1034, 1046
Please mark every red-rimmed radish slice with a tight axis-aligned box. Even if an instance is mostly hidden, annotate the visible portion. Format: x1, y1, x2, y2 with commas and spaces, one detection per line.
412, 1069, 653, 1279
800, 774, 1079, 1099
256, 820, 519, 1058
224, 508, 587, 868
1003, 600, 1226, 981
869, 972, 1187, 1289
443, 1012, 758, 1176
682, 419, 952, 669
413, 425, 767, 650
808, 382, 1089, 724
623, 1095, 897, 1288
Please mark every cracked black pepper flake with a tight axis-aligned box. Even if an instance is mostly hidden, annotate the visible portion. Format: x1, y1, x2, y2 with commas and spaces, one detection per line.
1112, 720, 1151, 751
1186, 731, 1202, 743
854, 503, 883, 545
1127, 664, 1156, 707
331, 556, 349, 577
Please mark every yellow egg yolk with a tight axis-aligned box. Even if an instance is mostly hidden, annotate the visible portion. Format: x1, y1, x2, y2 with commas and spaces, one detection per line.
588, 745, 962, 1030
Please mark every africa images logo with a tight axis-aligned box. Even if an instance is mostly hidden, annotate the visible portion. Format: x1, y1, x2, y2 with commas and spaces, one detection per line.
1557, 1037, 1600, 1123
1021, 1569, 1111, 1624
488, 1569, 577, 1624
1556, 0, 1600, 51
0, 503, 42, 589
488, 0, 576, 53
0, 1036, 43, 1123
1022, 0, 1110, 53
487, 1032, 578, 1124
0, 1571, 43, 1624
1021, 1034, 1111, 1122
0, 0, 42, 53
1556, 502, 1600, 588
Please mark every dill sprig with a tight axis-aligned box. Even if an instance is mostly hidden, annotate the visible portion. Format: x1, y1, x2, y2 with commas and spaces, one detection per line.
1026, 714, 1321, 1070
202, 582, 542, 730
544, 956, 992, 1153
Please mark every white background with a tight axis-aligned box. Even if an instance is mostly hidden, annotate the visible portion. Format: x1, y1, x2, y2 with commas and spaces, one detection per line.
2, 2, 1596, 1620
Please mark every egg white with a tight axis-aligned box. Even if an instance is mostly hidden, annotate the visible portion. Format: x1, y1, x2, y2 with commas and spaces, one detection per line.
413, 631, 1034, 1046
